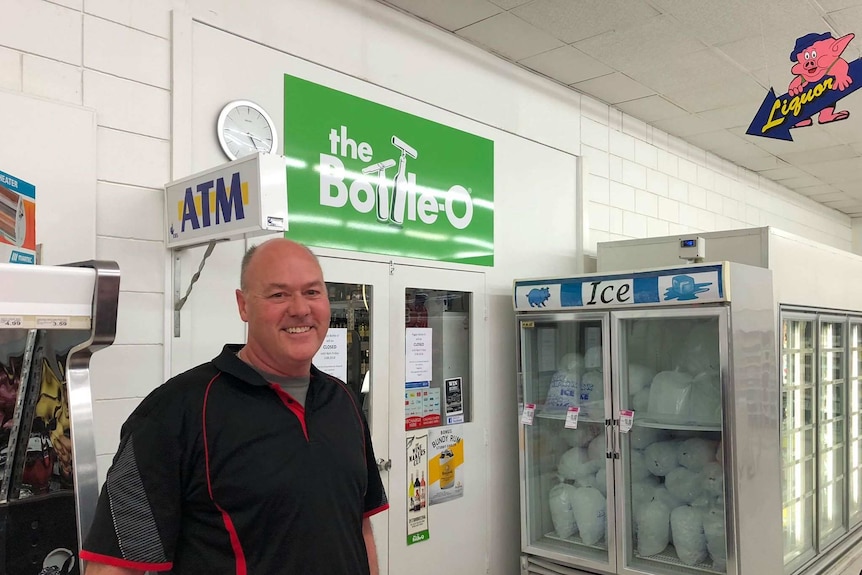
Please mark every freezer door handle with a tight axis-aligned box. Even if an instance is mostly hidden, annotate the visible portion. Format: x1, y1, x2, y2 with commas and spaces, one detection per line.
605, 418, 613, 458
376, 458, 392, 471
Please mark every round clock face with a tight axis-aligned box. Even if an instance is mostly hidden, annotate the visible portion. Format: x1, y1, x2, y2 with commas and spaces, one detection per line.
217, 100, 279, 161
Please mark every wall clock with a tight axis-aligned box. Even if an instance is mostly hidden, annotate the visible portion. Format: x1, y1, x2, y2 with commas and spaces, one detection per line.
216, 100, 278, 161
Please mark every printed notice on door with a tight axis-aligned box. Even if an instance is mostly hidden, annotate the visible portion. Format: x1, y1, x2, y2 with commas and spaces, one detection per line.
406, 432, 430, 545
313, 328, 347, 382
406, 328, 432, 381
428, 426, 464, 506
444, 377, 464, 424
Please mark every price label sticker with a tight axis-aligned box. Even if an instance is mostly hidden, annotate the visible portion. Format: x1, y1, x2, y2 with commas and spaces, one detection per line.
36, 317, 69, 328
521, 403, 536, 426
619, 409, 634, 433
0, 316, 24, 328
564, 406, 581, 429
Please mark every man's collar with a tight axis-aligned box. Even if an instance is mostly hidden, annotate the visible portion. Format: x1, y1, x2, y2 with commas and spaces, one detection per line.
213, 344, 322, 386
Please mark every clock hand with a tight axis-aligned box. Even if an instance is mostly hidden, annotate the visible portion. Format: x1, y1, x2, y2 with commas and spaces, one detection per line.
224, 132, 255, 149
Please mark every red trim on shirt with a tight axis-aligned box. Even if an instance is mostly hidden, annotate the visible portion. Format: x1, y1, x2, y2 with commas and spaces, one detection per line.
80, 550, 172, 572
203, 373, 248, 575
270, 384, 309, 441
363, 503, 390, 518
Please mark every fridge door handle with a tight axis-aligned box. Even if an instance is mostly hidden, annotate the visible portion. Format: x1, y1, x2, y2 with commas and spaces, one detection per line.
605, 418, 613, 458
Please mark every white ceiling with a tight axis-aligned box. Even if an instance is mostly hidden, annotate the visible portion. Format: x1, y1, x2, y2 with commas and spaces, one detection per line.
376, 0, 862, 217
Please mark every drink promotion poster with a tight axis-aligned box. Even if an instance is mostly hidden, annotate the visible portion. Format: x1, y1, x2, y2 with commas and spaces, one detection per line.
312, 328, 347, 382
428, 426, 464, 505
444, 377, 463, 424
406, 432, 430, 545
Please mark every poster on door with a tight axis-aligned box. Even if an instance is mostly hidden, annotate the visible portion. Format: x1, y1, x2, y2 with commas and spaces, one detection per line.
444, 377, 463, 424
405, 381, 441, 430
406, 432, 430, 545
406, 328, 432, 381
428, 426, 464, 505
313, 328, 347, 382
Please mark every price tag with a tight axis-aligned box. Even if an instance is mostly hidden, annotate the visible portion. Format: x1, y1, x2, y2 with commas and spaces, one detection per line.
619, 409, 634, 433
36, 317, 69, 328
521, 403, 536, 425
564, 406, 581, 429
0, 316, 24, 328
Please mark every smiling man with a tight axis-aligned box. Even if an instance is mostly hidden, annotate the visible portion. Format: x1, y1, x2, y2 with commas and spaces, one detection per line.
82, 238, 388, 575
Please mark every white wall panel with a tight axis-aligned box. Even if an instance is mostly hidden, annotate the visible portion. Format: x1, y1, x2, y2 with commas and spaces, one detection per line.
93, 398, 140, 455
96, 237, 165, 292
83, 15, 170, 88
90, 344, 164, 400
96, 183, 164, 241
113, 292, 163, 345
1, 0, 81, 64
84, 0, 172, 38
97, 128, 170, 188
83, 71, 170, 138
0, 47, 23, 92
22, 53, 82, 104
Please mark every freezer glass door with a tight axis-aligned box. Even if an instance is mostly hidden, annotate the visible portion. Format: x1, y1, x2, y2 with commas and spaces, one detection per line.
613, 309, 728, 575
818, 317, 847, 546
780, 314, 816, 571
850, 320, 862, 528
518, 313, 614, 570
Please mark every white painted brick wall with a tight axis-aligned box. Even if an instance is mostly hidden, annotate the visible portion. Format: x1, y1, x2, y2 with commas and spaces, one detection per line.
22, 54, 81, 104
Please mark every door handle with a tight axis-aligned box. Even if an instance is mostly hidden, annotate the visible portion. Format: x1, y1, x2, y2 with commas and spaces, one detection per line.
376, 458, 392, 471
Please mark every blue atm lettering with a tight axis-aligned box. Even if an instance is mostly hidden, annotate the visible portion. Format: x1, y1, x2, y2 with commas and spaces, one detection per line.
181, 171, 245, 232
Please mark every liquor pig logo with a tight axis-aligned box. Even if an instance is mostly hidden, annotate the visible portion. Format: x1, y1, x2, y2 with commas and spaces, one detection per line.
527, 287, 551, 308
747, 32, 860, 140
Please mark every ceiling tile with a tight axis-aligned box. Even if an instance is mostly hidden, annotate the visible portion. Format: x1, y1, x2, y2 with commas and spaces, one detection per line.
756, 165, 811, 181
665, 76, 766, 114
615, 95, 689, 122
652, 113, 723, 136
803, 157, 862, 183
624, 49, 748, 95
809, 192, 851, 202
793, 184, 842, 196
826, 6, 862, 36
572, 72, 655, 105
382, 0, 502, 31
696, 102, 757, 129
519, 45, 613, 84
834, 179, 862, 194
456, 11, 563, 60
685, 129, 750, 151
573, 15, 705, 75
512, 0, 660, 43
648, 0, 763, 46
777, 175, 824, 189
818, 0, 862, 12
488, 0, 533, 9
778, 144, 859, 165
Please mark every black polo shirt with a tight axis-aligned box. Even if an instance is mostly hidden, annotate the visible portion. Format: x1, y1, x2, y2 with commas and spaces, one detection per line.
82, 345, 388, 574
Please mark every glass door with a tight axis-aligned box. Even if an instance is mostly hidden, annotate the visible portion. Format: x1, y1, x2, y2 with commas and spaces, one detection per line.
849, 320, 862, 529
817, 316, 847, 547
517, 312, 614, 572
613, 308, 729, 575
317, 256, 391, 575
780, 314, 816, 572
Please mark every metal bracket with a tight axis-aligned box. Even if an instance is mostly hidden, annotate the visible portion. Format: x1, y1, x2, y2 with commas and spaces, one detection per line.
173, 240, 219, 337
389, 260, 395, 276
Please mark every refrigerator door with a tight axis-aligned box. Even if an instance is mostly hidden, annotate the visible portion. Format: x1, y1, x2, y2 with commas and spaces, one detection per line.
612, 307, 731, 575
518, 313, 615, 572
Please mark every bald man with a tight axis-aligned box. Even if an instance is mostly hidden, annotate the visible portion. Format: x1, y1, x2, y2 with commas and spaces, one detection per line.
83, 239, 388, 575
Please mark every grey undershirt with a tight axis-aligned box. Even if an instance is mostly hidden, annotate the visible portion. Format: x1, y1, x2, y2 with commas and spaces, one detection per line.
239, 354, 311, 408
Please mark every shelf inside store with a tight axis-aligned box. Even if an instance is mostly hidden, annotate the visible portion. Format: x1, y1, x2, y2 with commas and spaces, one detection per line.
544, 531, 608, 552
633, 416, 721, 432
635, 544, 724, 574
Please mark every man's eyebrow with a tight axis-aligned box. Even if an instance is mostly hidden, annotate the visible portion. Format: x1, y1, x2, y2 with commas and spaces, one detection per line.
263, 281, 326, 290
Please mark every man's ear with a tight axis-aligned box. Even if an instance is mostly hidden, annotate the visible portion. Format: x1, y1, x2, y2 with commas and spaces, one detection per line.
236, 289, 249, 322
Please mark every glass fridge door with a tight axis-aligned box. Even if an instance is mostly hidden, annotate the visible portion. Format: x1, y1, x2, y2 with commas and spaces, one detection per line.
518, 313, 614, 570
613, 308, 729, 575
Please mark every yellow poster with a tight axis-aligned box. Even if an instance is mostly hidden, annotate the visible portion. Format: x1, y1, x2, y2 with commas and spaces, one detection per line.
428, 426, 464, 505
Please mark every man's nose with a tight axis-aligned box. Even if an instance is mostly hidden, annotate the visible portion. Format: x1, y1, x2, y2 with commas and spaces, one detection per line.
285, 294, 311, 315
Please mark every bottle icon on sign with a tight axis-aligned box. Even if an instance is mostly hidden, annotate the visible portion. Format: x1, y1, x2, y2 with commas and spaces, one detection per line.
420, 471, 426, 508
